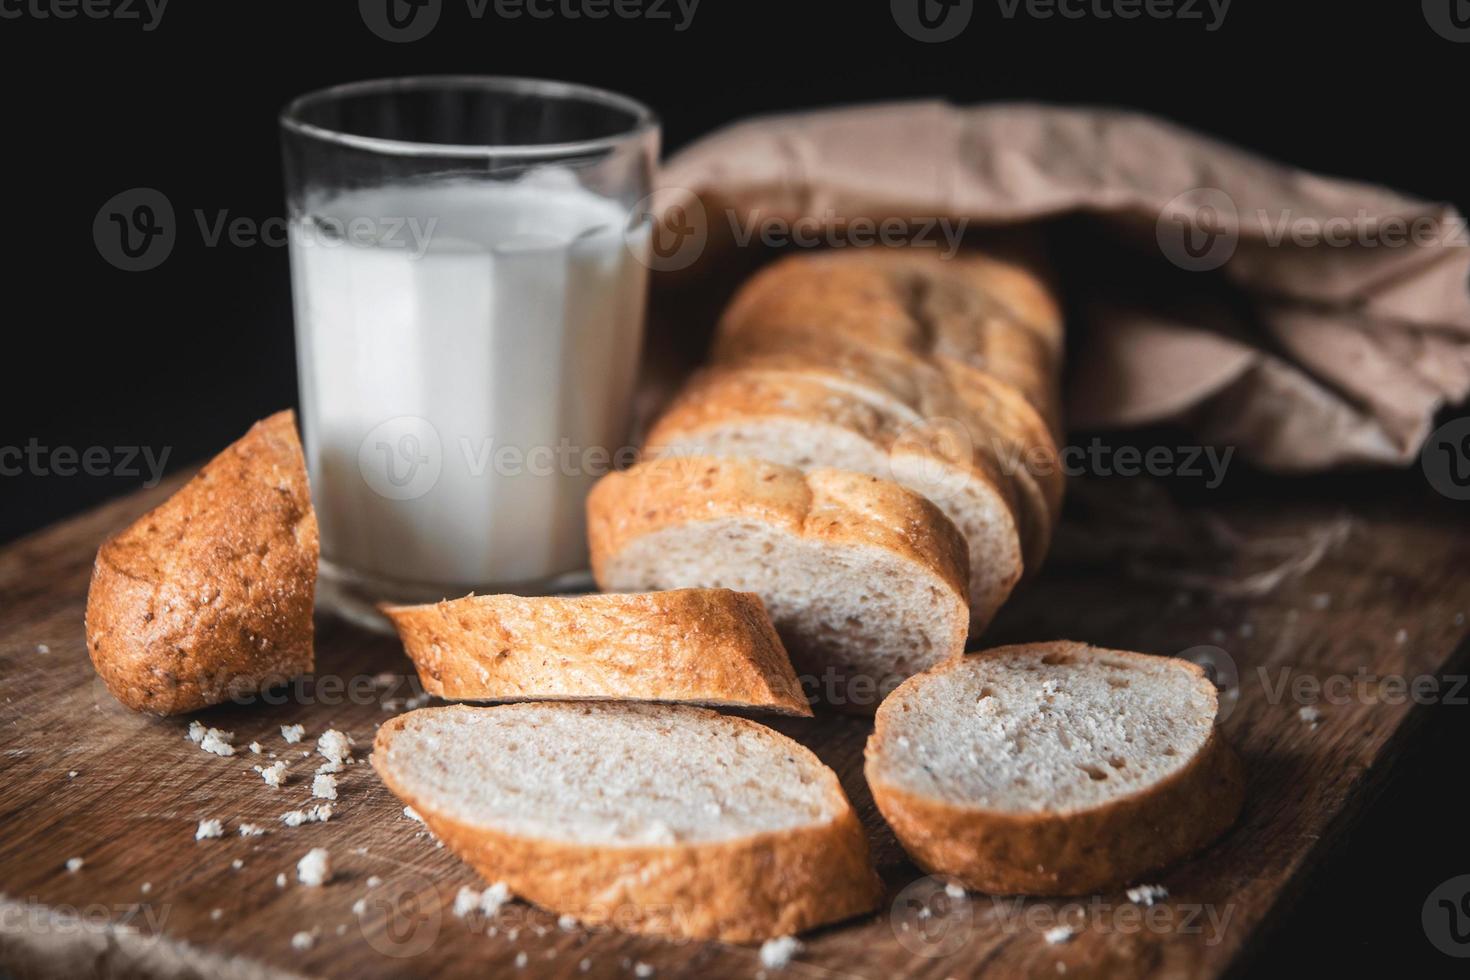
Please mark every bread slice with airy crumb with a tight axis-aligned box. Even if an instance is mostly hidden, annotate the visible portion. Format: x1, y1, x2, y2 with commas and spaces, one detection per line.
587, 457, 970, 712
865, 642, 1244, 895
381, 589, 810, 716
372, 702, 882, 941
85, 411, 319, 714
644, 368, 1022, 634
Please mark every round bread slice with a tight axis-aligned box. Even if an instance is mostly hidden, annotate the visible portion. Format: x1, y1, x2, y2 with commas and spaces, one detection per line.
587, 457, 970, 712
643, 368, 1022, 634
381, 589, 810, 716
865, 642, 1245, 895
372, 702, 883, 942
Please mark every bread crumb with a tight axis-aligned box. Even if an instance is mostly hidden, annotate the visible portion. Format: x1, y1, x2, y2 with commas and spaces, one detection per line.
634, 964, 654, 978
558, 913, 578, 931
36, 643, 50, 654
281, 724, 305, 744
317, 730, 353, 766
64, 857, 84, 873
1125, 884, 1168, 906
140, 882, 152, 894
188, 721, 206, 742
297, 848, 332, 887
249, 742, 263, 754
281, 805, 333, 827
1299, 706, 1322, 725
195, 819, 224, 840
452, 886, 481, 918
255, 761, 288, 787
945, 882, 966, 899
515, 952, 528, 968
67, 770, 78, 779
403, 806, 424, 823
210, 908, 224, 921
312, 773, 338, 800
352, 898, 367, 915
276, 873, 287, 888
366, 875, 382, 888
290, 930, 314, 951
480, 881, 511, 915
238, 823, 267, 837
231, 859, 244, 870
1044, 924, 1075, 944
200, 728, 236, 757
316, 760, 344, 775
579, 959, 591, 972
759, 936, 803, 969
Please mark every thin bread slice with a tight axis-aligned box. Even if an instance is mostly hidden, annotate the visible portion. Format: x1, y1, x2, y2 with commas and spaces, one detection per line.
587, 457, 970, 712
381, 589, 811, 716
865, 642, 1244, 895
371, 702, 883, 941
85, 411, 319, 715
643, 368, 1023, 632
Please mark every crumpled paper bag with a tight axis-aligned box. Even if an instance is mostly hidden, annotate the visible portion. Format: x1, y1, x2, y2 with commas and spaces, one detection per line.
651, 101, 1470, 470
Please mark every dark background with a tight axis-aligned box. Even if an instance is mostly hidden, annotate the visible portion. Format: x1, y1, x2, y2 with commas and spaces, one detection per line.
2, 1, 1467, 975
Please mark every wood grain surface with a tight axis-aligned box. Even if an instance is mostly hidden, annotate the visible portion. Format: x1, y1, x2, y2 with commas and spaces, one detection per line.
2, 473, 1467, 979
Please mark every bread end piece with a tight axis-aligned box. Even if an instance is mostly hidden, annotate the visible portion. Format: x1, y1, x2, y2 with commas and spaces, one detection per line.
85, 410, 318, 714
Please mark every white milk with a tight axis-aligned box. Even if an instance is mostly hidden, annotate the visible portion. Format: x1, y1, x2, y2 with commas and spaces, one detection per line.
289, 175, 647, 593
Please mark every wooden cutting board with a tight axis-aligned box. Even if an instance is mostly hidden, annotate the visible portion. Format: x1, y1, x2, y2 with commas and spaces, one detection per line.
2, 473, 1467, 979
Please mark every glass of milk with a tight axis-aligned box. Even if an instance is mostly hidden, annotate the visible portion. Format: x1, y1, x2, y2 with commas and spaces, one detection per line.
280, 77, 657, 627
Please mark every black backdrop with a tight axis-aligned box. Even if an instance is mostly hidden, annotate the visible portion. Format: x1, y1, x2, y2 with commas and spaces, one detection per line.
3, 1, 1467, 974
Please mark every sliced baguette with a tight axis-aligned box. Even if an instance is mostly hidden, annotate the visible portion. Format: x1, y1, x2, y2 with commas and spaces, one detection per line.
717, 249, 1063, 427
381, 589, 810, 716
371, 702, 882, 941
587, 457, 969, 711
643, 368, 1024, 632
85, 411, 319, 715
865, 642, 1244, 895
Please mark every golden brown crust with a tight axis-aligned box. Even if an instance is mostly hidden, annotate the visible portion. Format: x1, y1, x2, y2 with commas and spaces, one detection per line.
382, 589, 811, 716
716, 249, 1064, 430
643, 367, 1024, 624
372, 705, 883, 942
84, 411, 318, 715
865, 646, 1245, 896
587, 456, 971, 627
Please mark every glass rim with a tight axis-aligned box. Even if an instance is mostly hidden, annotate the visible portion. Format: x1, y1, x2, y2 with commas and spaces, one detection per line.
279, 75, 658, 160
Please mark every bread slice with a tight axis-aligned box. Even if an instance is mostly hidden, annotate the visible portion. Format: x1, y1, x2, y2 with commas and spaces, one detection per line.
381, 589, 810, 716
371, 702, 882, 941
85, 411, 319, 714
643, 368, 1023, 633
865, 642, 1244, 895
587, 457, 969, 711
